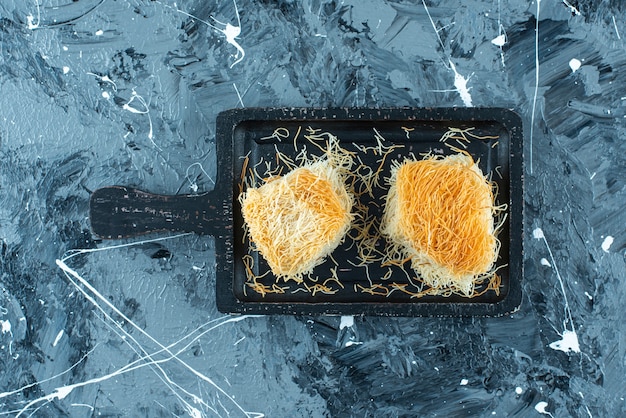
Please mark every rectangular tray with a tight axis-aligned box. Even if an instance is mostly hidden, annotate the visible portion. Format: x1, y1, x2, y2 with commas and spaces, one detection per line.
216, 107, 523, 316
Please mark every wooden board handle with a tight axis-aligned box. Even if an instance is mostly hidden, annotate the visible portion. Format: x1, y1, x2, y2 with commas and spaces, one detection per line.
89, 186, 220, 239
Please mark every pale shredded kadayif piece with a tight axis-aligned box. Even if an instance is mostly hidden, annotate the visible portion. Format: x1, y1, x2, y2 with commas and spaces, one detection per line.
240, 158, 353, 283
382, 152, 500, 296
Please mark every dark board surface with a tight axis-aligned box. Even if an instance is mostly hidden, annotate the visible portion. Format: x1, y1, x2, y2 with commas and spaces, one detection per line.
0, 1, 625, 417
216, 107, 523, 316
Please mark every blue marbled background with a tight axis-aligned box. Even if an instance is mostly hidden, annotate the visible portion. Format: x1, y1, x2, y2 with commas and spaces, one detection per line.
0, 0, 624, 416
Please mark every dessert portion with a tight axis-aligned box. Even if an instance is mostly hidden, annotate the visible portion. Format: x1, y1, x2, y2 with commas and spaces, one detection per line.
382, 152, 500, 296
240, 159, 353, 282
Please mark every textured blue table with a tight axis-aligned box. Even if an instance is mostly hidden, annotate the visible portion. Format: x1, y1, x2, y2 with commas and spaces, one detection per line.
0, 1, 624, 416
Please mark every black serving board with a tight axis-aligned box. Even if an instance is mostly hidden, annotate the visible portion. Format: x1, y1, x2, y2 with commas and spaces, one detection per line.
217, 107, 523, 316
90, 107, 523, 317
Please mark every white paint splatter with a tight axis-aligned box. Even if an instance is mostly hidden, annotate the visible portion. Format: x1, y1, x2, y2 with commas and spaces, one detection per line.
578, 391, 593, 418
601, 236, 613, 253
26, 15, 38, 29
549, 329, 580, 353
54, 385, 73, 400
122, 91, 149, 115
62, 66, 70, 74
529, 0, 541, 174
515, 386, 523, 395
52, 260, 259, 416
535, 401, 554, 417
540, 258, 551, 267
562, 0, 581, 16
0, 332, 99, 399
0, 319, 11, 334
185, 162, 215, 192
219, 21, 244, 68
460, 378, 468, 385
102, 91, 110, 99
70, 403, 94, 411
494, 2, 506, 67
612, 16, 621, 40
185, 405, 203, 418
345, 341, 363, 347
87, 72, 118, 94
339, 316, 354, 329
53, 330, 64, 347
535, 227, 581, 354
123, 90, 157, 149
166, 0, 245, 68
569, 58, 581, 73
584, 291, 593, 300
420, 0, 473, 107
449, 60, 473, 107
95, 29, 104, 36
491, 34, 506, 47
15, 235, 266, 418
233, 83, 244, 107
26, 1, 40, 30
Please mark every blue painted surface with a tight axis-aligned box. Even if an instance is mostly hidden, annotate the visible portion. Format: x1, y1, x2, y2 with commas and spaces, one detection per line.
0, 1, 624, 416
